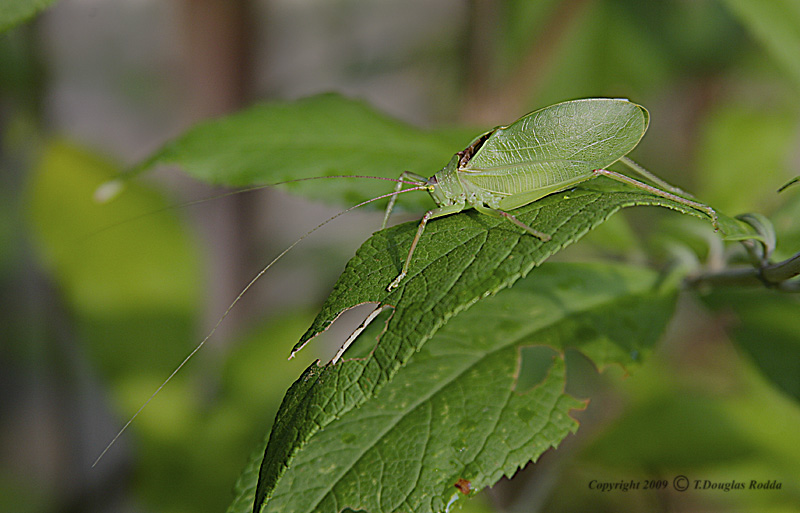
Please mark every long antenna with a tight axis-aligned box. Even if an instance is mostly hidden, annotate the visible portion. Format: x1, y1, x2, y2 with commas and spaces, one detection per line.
91, 185, 428, 467
86, 174, 423, 240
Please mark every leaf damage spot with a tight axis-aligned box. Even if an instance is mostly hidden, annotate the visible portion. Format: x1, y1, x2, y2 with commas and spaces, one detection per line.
454, 478, 471, 494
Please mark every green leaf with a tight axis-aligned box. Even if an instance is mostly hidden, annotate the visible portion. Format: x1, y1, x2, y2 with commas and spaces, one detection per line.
27, 140, 201, 323
0, 0, 58, 34
251, 262, 676, 513
131, 93, 474, 212
721, 0, 800, 89
251, 181, 712, 512
247, 174, 739, 513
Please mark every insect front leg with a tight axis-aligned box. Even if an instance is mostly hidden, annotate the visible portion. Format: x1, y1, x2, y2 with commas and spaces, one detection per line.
593, 169, 719, 230
473, 205, 551, 241
387, 203, 464, 291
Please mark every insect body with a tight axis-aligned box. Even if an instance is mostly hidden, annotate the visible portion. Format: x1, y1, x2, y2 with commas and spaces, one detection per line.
382, 98, 717, 290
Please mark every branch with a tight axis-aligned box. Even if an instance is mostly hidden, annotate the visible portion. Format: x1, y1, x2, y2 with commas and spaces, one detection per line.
762, 250, 800, 283
686, 250, 800, 292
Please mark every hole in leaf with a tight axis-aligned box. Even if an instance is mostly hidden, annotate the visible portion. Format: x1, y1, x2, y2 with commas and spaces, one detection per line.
515, 346, 559, 394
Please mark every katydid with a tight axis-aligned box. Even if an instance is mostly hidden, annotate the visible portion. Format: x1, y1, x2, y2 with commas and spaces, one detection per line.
93, 97, 717, 466
379, 98, 717, 290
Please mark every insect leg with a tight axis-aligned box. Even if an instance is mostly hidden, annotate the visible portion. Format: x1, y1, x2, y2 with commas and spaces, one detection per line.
619, 157, 691, 197
594, 169, 719, 230
473, 205, 551, 241
382, 171, 429, 229
331, 304, 391, 364
387, 203, 464, 290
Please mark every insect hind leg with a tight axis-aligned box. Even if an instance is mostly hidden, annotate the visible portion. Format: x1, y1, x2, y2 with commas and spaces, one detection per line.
619, 157, 689, 196
593, 168, 719, 230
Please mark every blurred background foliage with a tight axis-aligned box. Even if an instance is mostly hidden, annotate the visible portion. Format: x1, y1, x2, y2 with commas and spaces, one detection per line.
1, 1, 799, 513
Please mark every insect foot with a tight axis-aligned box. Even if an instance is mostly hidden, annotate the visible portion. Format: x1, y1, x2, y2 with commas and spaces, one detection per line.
387, 272, 406, 291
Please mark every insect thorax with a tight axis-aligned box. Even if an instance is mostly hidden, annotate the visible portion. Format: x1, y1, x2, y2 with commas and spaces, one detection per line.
429, 153, 509, 211
429, 154, 465, 207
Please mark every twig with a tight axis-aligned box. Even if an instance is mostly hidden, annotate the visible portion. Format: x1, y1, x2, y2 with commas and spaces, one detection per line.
686, 250, 800, 292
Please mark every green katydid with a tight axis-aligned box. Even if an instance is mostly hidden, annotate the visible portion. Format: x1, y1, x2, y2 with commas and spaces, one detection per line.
93, 97, 717, 465
379, 98, 717, 290
324, 98, 717, 363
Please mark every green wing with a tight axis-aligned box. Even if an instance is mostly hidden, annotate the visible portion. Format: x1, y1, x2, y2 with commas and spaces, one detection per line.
462, 99, 649, 195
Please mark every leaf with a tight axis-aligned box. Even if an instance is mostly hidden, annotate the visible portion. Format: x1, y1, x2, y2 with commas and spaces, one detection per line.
280, 179, 749, 456
131, 94, 474, 212
250, 262, 677, 513
251, 181, 720, 512
27, 141, 201, 325
0, 0, 57, 34
721, 0, 800, 89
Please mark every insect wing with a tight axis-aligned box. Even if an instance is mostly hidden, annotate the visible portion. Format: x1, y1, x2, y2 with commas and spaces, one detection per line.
462, 99, 649, 194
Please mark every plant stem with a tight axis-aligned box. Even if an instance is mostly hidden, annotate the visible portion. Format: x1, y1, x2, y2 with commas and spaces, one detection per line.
687, 251, 800, 292
761, 250, 800, 284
